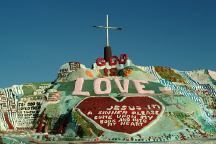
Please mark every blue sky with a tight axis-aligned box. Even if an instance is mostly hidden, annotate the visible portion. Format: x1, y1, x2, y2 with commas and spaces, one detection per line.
0, 0, 216, 87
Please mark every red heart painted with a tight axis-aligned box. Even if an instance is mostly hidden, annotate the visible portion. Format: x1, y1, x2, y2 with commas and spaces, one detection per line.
76, 96, 164, 134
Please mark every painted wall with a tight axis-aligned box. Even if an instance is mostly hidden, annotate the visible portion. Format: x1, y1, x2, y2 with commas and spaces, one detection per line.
1, 60, 216, 143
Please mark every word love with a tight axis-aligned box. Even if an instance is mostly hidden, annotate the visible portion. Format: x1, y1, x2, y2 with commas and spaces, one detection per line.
72, 78, 154, 96
96, 54, 128, 67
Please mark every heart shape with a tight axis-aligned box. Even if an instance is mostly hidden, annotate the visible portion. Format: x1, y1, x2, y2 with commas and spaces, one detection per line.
76, 96, 164, 134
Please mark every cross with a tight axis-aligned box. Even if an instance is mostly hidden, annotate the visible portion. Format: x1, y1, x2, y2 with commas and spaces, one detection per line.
93, 14, 122, 47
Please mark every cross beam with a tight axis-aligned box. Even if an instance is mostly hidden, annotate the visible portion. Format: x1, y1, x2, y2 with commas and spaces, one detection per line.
93, 15, 122, 47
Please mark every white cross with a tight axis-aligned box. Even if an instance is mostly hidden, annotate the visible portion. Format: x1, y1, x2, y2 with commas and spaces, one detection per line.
93, 14, 122, 47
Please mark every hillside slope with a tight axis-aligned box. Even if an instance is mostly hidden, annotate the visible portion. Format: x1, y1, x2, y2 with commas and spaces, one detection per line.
0, 59, 216, 143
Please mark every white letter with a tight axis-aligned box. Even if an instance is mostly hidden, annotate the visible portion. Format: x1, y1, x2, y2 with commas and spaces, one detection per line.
72, 78, 90, 96
114, 78, 129, 93
133, 80, 154, 94
94, 78, 111, 94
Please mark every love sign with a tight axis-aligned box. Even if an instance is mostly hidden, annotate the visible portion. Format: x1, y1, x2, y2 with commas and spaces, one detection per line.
76, 96, 164, 134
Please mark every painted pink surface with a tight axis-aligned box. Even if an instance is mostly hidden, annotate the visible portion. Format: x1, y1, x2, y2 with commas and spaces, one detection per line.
114, 78, 129, 93
133, 80, 154, 94
72, 78, 90, 96
72, 78, 155, 96
94, 78, 112, 94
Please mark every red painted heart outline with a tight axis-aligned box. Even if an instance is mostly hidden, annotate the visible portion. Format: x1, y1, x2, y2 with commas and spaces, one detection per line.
76, 96, 164, 134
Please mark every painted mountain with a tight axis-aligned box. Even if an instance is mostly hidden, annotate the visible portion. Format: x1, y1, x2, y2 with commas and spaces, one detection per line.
0, 55, 216, 143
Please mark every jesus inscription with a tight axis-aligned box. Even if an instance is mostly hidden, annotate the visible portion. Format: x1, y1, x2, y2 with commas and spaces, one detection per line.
76, 96, 164, 134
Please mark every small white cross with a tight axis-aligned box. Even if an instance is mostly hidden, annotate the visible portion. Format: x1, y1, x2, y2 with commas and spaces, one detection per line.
93, 14, 122, 47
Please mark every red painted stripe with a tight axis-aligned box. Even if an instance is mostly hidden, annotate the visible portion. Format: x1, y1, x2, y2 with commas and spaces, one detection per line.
4, 112, 14, 129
